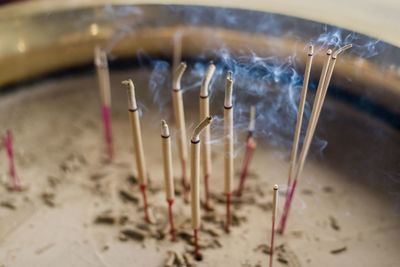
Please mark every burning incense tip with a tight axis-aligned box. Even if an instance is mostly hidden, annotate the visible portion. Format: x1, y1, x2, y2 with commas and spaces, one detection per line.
224, 72, 233, 108
173, 62, 187, 90
94, 46, 108, 69
333, 44, 353, 58
273, 184, 279, 190
192, 116, 213, 142
249, 105, 256, 132
122, 79, 137, 110
308, 45, 314, 56
161, 120, 170, 137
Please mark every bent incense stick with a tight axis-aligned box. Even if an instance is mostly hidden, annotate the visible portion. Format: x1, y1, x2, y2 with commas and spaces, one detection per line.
172, 62, 189, 203
94, 47, 113, 162
200, 61, 216, 211
122, 79, 151, 223
3, 130, 22, 191
190, 116, 213, 260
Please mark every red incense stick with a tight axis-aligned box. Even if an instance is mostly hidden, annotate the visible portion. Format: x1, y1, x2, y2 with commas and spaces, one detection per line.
237, 105, 256, 197
167, 199, 176, 241
101, 105, 113, 161
204, 174, 210, 211
95, 47, 113, 162
236, 136, 256, 196
278, 180, 296, 234
270, 185, 279, 267
181, 159, 189, 203
225, 193, 232, 233
140, 184, 151, 223
194, 229, 201, 260
3, 131, 22, 191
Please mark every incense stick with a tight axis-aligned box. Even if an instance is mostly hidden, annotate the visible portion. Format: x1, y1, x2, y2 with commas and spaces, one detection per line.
3, 130, 22, 191
285, 45, 314, 195
224, 71, 234, 233
190, 116, 213, 261
122, 79, 151, 223
269, 184, 279, 267
161, 120, 176, 241
172, 62, 189, 203
94, 47, 113, 161
278, 45, 352, 234
236, 105, 257, 197
200, 61, 216, 211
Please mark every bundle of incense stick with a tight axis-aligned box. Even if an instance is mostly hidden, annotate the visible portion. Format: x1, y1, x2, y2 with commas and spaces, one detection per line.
94, 46, 113, 161
199, 61, 216, 211
161, 120, 176, 241
269, 185, 279, 267
236, 105, 257, 197
3, 130, 22, 191
224, 71, 234, 233
122, 79, 151, 224
190, 116, 213, 260
278, 44, 352, 234
172, 62, 189, 203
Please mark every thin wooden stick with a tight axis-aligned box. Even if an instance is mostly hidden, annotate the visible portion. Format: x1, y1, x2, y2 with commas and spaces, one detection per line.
161, 120, 175, 241
286, 45, 314, 194
278, 45, 352, 234
200, 61, 216, 211
3, 130, 22, 191
172, 62, 189, 203
190, 116, 213, 261
236, 105, 257, 197
269, 184, 279, 267
122, 79, 151, 223
94, 46, 113, 161
224, 71, 234, 233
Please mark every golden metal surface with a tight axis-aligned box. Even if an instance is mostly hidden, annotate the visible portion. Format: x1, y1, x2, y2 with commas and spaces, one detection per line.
0, 2, 399, 114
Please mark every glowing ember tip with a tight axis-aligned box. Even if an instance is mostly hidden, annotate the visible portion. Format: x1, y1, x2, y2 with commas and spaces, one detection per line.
122, 79, 137, 110
161, 120, 169, 137
192, 116, 213, 142
273, 184, 279, 190
308, 45, 314, 55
